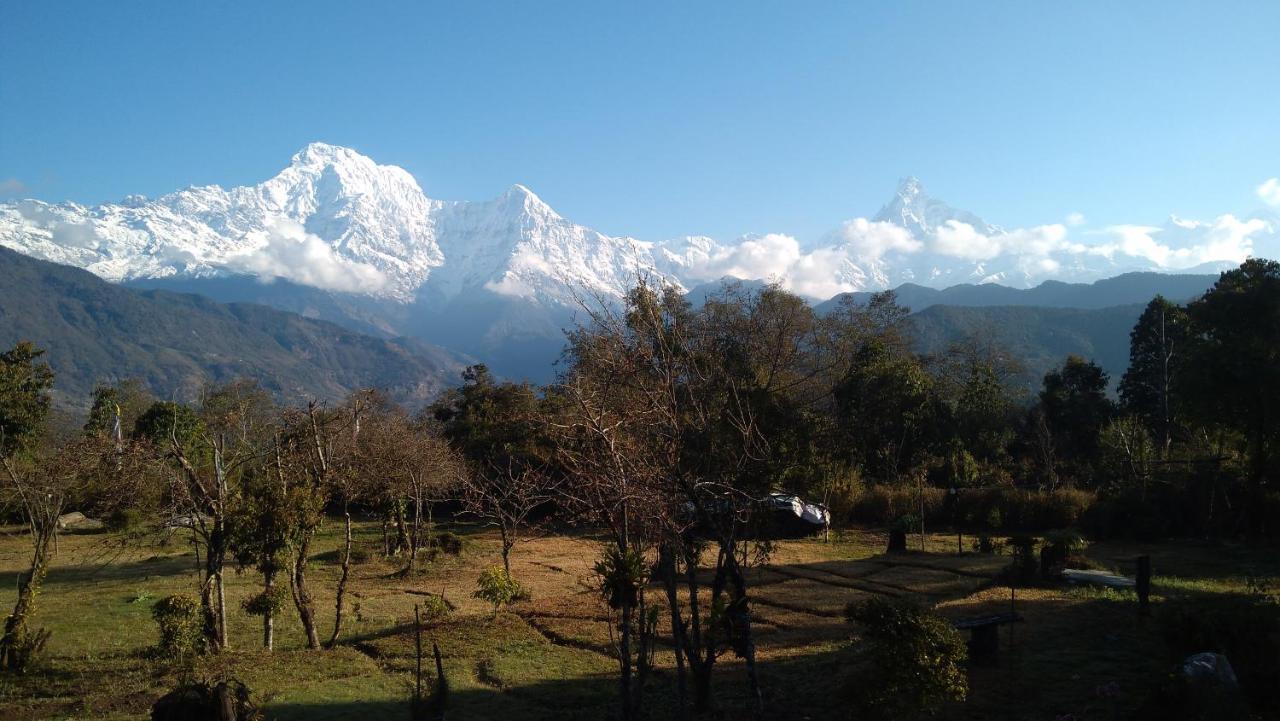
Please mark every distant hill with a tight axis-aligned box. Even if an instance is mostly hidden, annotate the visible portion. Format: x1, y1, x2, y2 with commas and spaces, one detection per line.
0, 247, 469, 411
908, 304, 1145, 392
819, 272, 1217, 314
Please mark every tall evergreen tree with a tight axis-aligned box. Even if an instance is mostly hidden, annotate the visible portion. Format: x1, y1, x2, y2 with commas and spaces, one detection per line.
1118, 296, 1189, 457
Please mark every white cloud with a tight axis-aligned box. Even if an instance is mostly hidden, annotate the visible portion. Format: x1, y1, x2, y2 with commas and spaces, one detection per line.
696, 233, 803, 281
836, 218, 922, 260
230, 218, 388, 293
933, 221, 1004, 261
1066, 212, 1086, 226
1095, 214, 1271, 269
930, 221, 1068, 262
1258, 178, 1280, 207
686, 233, 864, 299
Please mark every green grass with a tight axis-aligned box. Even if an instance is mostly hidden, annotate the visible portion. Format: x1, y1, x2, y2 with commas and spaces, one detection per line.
0, 522, 1276, 720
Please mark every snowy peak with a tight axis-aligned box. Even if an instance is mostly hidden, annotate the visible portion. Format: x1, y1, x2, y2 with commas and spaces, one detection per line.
0, 145, 1275, 314
873, 176, 997, 237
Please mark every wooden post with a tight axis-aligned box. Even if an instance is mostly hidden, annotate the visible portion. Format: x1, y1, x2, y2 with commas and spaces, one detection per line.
414, 605, 423, 706
1009, 583, 1016, 653
1136, 555, 1151, 616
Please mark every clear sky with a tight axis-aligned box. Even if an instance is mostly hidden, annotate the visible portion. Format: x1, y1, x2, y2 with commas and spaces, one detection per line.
1, 1, 1277, 243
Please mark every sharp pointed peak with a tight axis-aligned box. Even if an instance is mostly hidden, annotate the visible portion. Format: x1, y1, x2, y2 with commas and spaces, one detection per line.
289, 142, 374, 169
895, 176, 924, 196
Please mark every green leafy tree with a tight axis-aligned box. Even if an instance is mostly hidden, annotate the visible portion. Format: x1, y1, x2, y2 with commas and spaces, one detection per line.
834, 340, 937, 482
84, 379, 154, 440
1182, 258, 1280, 533
1037, 355, 1114, 484
0, 341, 55, 458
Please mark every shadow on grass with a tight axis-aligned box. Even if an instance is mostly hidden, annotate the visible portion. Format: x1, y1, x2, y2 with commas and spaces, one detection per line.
0, 549, 198, 589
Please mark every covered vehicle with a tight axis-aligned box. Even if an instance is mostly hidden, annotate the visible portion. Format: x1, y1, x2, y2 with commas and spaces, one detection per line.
761, 493, 830, 539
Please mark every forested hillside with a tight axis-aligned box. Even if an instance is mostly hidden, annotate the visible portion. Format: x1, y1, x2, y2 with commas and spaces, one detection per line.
909, 303, 1144, 390
0, 247, 467, 409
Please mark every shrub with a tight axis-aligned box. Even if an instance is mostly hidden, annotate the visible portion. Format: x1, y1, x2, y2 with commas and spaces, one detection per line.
1006, 535, 1039, 584
847, 485, 1094, 533
241, 586, 289, 617
105, 507, 145, 533
473, 567, 524, 614
432, 531, 464, 556
842, 597, 968, 720
822, 468, 864, 525
419, 594, 451, 622
594, 547, 647, 610
1040, 529, 1088, 579
152, 594, 204, 657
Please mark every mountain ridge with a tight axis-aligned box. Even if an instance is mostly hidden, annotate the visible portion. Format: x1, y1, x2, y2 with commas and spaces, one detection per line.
0, 246, 469, 410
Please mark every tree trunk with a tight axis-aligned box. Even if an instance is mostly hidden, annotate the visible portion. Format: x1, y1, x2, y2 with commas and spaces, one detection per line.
0, 523, 54, 671
263, 571, 275, 651
659, 547, 689, 721
291, 534, 321, 649
727, 555, 764, 720
327, 510, 353, 648
202, 520, 228, 652
499, 526, 512, 576
394, 499, 410, 556
409, 491, 422, 575
619, 588, 634, 721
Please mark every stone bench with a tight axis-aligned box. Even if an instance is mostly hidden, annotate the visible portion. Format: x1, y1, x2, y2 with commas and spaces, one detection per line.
953, 612, 1022, 662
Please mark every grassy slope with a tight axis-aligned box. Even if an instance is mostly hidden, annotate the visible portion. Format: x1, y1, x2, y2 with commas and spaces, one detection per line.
0, 521, 1276, 721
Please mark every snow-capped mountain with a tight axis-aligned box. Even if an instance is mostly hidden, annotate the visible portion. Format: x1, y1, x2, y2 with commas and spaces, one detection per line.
872, 176, 999, 238
1, 143, 1275, 378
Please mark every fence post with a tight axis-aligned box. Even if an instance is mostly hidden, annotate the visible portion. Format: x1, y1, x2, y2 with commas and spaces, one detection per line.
1136, 555, 1151, 616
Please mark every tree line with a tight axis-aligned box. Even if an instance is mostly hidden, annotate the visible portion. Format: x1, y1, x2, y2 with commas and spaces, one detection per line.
0, 258, 1276, 717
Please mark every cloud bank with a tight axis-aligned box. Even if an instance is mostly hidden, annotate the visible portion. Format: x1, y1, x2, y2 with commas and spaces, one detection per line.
230, 218, 389, 293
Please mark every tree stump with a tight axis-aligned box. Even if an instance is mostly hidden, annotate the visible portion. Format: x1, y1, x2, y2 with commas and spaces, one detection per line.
887, 529, 907, 553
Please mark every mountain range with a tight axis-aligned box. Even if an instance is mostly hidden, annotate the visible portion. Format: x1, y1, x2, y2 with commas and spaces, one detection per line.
0, 142, 1274, 381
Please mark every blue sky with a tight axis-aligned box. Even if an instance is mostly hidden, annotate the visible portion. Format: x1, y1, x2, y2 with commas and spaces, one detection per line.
1, 1, 1277, 243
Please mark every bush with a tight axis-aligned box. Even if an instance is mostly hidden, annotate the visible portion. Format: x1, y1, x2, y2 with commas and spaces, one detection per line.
432, 531, 464, 556
594, 547, 647, 610
842, 597, 967, 721
241, 586, 289, 617
1039, 529, 1088, 579
152, 594, 204, 657
419, 594, 451, 623
1006, 535, 1039, 584
846, 484, 1094, 533
822, 468, 864, 525
473, 567, 524, 614
105, 507, 145, 533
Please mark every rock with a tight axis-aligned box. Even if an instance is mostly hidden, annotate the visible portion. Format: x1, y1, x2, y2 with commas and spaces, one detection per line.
1180, 652, 1238, 688
1137, 652, 1248, 720
56, 512, 104, 531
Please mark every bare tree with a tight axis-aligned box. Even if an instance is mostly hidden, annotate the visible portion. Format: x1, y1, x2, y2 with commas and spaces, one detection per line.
144, 380, 275, 652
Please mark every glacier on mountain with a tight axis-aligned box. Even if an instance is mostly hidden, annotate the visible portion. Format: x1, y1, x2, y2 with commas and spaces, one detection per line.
1, 143, 1276, 308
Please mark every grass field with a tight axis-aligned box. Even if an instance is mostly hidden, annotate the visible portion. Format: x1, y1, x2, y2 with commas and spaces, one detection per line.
0, 518, 1276, 720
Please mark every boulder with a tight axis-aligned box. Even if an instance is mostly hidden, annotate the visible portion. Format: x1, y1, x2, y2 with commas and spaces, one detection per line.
1137, 652, 1248, 720
56, 512, 104, 531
